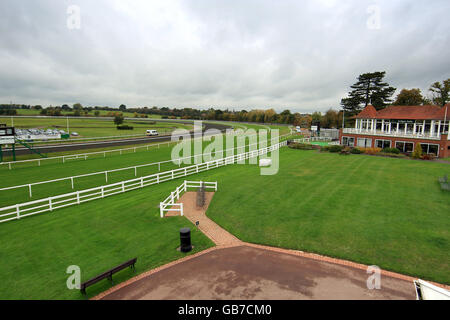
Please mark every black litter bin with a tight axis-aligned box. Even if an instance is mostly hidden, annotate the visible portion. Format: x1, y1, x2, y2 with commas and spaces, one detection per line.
180, 228, 192, 253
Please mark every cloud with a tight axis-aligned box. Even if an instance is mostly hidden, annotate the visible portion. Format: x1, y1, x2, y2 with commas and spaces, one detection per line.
0, 0, 449, 113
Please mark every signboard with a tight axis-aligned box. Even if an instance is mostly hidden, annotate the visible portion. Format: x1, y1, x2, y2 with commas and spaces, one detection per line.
0, 136, 15, 145
0, 127, 15, 145
311, 126, 318, 131
16, 134, 61, 141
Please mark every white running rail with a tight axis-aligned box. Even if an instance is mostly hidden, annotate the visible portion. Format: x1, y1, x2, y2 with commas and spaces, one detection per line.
0, 140, 287, 224
0, 134, 288, 198
159, 180, 217, 218
0, 131, 287, 170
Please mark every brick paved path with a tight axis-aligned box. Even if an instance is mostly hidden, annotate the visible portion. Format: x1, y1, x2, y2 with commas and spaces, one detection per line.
170, 192, 242, 246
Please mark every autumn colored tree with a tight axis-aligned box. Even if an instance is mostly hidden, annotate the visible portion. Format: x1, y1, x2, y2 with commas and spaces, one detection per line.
412, 143, 423, 159
393, 88, 425, 105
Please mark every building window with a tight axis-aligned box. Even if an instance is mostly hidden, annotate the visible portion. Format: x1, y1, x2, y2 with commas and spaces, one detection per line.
420, 143, 439, 156
357, 138, 372, 148
395, 141, 414, 153
342, 136, 355, 146
375, 139, 391, 149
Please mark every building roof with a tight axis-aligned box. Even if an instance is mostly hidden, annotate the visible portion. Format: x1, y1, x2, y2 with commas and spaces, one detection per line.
356, 104, 377, 119
354, 104, 450, 120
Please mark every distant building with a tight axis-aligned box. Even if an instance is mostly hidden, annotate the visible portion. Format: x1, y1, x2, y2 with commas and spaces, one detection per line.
339, 104, 450, 158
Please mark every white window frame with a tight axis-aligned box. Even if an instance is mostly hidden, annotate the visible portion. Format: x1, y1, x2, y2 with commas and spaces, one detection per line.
375, 139, 391, 149
342, 136, 355, 146
419, 143, 440, 157
395, 141, 414, 153
357, 138, 372, 148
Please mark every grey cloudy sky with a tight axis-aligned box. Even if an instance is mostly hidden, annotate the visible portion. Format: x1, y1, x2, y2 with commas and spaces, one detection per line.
0, 0, 449, 113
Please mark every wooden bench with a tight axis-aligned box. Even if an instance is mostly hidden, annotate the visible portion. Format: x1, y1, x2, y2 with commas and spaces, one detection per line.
80, 258, 137, 295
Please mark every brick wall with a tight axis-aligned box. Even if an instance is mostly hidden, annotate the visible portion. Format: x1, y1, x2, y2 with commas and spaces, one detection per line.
339, 130, 450, 158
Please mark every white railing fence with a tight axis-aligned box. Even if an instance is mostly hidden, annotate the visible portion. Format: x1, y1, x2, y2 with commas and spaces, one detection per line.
0, 140, 287, 224
0, 139, 178, 169
1, 130, 288, 170
292, 137, 337, 143
159, 180, 217, 218
0, 134, 288, 199
342, 128, 445, 140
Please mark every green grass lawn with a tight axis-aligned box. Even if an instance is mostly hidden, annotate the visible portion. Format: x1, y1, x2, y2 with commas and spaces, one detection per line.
192, 148, 449, 284
309, 141, 330, 146
0, 146, 448, 299
0, 132, 285, 206
0, 178, 214, 299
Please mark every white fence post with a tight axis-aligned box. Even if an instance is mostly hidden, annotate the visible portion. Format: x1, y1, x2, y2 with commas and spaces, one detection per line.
105, 171, 108, 182
160, 203, 164, 218
180, 202, 184, 216
49, 198, 53, 211
77, 191, 80, 204
71, 177, 74, 189
16, 204, 20, 219
28, 184, 32, 198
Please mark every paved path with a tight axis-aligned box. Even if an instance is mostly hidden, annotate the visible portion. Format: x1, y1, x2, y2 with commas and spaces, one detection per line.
97, 245, 416, 300
168, 192, 242, 246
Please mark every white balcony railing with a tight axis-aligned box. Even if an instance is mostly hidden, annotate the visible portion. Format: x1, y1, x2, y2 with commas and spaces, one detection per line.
342, 128, 442, 140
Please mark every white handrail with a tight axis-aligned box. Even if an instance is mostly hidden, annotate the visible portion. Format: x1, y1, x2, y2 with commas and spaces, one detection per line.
0, 141, 286, 224
159, 180, 217, 218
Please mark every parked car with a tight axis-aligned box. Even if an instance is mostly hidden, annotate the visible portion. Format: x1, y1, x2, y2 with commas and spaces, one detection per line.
146, 130, 158, 136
